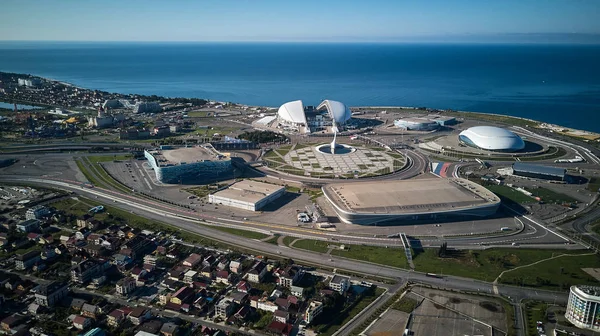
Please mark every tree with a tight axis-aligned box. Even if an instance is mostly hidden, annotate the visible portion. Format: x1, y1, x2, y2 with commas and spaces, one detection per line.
438, 242, 448, 257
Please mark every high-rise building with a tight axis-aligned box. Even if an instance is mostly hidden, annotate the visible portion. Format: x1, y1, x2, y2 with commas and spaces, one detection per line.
566, 285, 600, 331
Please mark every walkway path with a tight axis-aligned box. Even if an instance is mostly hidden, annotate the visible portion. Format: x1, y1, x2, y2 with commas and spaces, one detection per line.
259, 235, 276, 242
492, 252, 596, 294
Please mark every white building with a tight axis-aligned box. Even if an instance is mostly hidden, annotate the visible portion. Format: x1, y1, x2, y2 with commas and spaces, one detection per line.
304, 300, 323, 324
277, 99, 352, 134
26, 205, 50, 220
458, 126, 525, 152
208, 180, 285, 211
329, 275, 350, 294
566, 285, 600, 331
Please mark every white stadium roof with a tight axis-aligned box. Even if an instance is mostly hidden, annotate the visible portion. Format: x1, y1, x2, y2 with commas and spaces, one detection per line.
317, 100, 352, 124
277, 100, 307, 124
459, 126, 525, 151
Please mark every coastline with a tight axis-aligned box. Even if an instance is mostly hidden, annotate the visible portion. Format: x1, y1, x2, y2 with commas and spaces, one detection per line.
2, 72, 599, 139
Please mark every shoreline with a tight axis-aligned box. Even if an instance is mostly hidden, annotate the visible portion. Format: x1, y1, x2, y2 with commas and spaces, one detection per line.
1, 72, 599, 138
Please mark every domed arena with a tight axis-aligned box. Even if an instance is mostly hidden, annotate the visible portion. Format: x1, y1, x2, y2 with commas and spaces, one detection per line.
458, 126, 525, 152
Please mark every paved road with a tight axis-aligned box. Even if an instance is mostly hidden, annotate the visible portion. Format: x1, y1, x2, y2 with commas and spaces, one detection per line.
0, 176, 569, 309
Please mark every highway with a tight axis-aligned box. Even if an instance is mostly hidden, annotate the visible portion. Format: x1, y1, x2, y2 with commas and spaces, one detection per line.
0, 175, 569, 309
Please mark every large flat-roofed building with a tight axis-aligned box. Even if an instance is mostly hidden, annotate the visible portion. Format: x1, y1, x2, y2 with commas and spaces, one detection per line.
208, 180, 285, 211
393, 118, 440, 131
144, 146, 233, 184
510, 162, 566, 181
323, 178, 500, 225
566, 285, 600, 331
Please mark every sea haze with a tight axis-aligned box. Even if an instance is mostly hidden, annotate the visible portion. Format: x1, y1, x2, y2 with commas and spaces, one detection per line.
1, 42, 599, 132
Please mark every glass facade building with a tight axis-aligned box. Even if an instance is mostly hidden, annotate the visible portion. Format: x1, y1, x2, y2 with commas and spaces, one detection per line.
566, 285, 600, 331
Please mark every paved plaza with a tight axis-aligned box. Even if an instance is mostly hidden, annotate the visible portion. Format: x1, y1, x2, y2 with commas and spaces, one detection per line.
279, 143, 404, 177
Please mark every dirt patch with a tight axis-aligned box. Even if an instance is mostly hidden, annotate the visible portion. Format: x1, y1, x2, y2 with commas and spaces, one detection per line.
449, 297, 462, 304
433, 303, 445, 310
479, 301, 502, 313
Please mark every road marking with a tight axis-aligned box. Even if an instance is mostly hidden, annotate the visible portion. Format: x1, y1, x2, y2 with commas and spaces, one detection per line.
143, 178, 153, 190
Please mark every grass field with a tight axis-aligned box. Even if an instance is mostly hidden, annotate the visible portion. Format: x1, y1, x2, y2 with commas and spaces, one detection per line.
529, 187, 579, 204
282, 236, 296, 247
331, 244, 408, 268
391, 296, 419, 313
205, 226, 270, 240
187, 111, 212, 117
499, 253, 600, 290
485, 185, 535, 204
291, 239, 330, 253
413, 248, 595, 283
587, 177, 600, 193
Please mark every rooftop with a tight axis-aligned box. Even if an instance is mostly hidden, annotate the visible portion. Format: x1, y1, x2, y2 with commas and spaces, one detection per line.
211, 180, 285, 204
324, 178, 500, 214
512, 162, 566, 177
148, 146, 228, 166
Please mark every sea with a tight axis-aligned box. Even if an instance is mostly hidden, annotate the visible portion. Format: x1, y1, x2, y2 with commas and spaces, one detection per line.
1, 42, 599, 132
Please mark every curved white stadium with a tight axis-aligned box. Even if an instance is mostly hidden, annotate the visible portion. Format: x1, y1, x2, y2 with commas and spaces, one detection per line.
317, 100, 352, 124
277, 100, 306, 125
459, 126, 525, 152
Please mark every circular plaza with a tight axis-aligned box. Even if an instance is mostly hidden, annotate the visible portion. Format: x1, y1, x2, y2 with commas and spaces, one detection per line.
263, 143, 406, 178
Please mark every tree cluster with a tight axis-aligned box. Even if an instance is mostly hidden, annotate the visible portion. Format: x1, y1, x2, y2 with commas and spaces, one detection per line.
238, 130, 288, 144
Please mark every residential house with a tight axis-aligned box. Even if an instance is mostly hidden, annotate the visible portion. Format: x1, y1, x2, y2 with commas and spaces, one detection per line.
229, 260, 242, 274
215, 270, 230, 285
291, 285, 306, 298
15, 250, 41, 270
246, 261, 267, 283
81, 303, 100, 319
329, 275, 350, 294
226, 292, 245, 306
1, 314, 25, 333
304, 300, 323, 324
267, 321, 292, 336
160, 322, 179, 336
276, 266, 304, 289
16, 219, 40, 233
236, 281, 251, 293
70, 298, 87, 311
107, 309, 127, 328
128, 307, 152, 325
143, 255, 157, 266
170, 286, 195, 305
274, 309, 289, 323
139, 320, 163, 335
73, 315, 92, 330
116, 277, 136, 296
182, 253, 202, 268
184, 270, 197, 283
121, 235, 154, 260
257, 299, 278, 313
199, 265, 212, 279
101, 237, 121, 251
71, 259, 108, 284
215, 298, 236, 318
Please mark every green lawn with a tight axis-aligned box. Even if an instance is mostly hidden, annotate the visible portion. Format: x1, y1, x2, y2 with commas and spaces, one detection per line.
485, 185, 535, 204
413, 248, 594, 283
499, 253, 600, 290
282, 236, 296, 247
587, 177, 600, 193
523, 301, 548, 336
187, 111, 211, 117
391, 296, 419, 313
75, 159, 102, 186
292, 239, 330, 253
331, 244, 408, 268
529, 187, 579, 204
205, 226, 270, 240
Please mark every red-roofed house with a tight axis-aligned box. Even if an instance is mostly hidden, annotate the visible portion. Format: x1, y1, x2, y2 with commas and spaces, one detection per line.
267, 321, 292, 335
73, 315, 92, 330
183, 253, 202, 268
216, 270, 230, 285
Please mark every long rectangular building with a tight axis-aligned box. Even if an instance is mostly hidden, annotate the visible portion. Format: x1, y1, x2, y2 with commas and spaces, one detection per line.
511, 162, 566, 181
323, 178, 500, 225
208, 180, 285, 211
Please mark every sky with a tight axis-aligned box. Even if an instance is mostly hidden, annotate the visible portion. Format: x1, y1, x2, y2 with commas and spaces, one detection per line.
1, 0, 600, 43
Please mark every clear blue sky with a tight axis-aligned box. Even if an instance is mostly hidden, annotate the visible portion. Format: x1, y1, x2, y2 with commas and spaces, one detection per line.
1, 0, 599, 42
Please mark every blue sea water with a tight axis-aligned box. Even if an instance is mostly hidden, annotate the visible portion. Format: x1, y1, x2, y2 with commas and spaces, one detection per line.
0, 42, 599, 132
